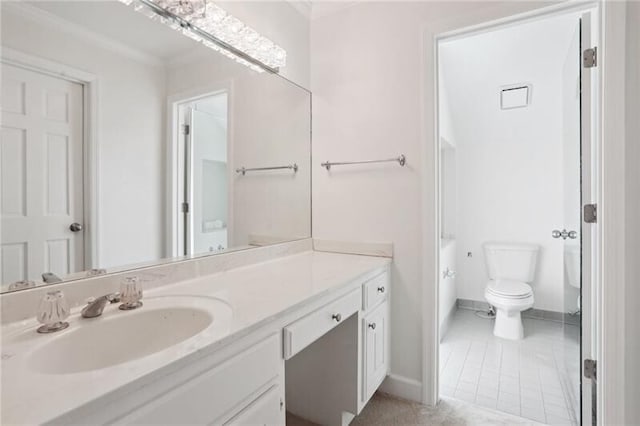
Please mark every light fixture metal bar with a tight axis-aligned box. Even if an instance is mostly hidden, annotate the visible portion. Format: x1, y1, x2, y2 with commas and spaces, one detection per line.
137, 0, 279, 74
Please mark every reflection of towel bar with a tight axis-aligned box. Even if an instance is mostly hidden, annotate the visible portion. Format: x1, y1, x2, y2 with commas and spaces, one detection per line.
236, 164, 298, 175
321, 155, 406, 170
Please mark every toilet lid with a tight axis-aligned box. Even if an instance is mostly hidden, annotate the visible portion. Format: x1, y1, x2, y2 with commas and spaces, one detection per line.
487, 280, 532, 298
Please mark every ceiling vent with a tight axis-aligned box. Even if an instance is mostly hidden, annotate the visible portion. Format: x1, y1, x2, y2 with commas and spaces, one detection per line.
500, 84, 532, 110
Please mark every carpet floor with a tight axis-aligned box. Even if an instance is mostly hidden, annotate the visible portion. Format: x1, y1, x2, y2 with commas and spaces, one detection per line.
286, 392, 545, 425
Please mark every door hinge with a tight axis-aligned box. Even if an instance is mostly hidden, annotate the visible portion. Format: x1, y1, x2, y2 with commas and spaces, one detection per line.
583, 47, 598, 68
181, 202, 189, 213
181, 124, 190, 135
584, 359, 597, 381
584, 203, 597, 224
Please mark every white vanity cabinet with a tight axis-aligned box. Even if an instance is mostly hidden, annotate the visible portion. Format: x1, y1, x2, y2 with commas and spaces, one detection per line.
225, 384, 283, 425
361, 271, 390, 405
362, 298, 390, 403
57, 334, 286, 426
119, 334, 285, 425
285, 268, 391, 426
29, 260, 391, 426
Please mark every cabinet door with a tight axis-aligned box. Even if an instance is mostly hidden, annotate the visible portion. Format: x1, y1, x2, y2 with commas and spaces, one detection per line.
362, 301, 389, 403
225, 385, 283, 426
115, 335, 281, 425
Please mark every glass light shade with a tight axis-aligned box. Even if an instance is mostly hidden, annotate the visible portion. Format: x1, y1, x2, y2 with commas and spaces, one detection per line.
120, 0, 286, 72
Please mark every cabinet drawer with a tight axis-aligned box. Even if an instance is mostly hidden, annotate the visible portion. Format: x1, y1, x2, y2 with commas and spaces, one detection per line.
362, 271, 389, 312
119, 335, 281, 425
283, 288, 361, 360
224, 385, 283, 426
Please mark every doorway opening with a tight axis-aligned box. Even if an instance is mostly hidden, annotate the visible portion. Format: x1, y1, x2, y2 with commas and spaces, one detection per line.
172, 91, 230, 257
435, 6, 598, 425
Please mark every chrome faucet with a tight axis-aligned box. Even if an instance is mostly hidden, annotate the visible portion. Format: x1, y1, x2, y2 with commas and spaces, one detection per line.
81, 293, 121, 318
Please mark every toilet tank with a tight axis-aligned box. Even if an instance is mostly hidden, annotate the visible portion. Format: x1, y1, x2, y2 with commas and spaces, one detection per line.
483, 242, 539, 283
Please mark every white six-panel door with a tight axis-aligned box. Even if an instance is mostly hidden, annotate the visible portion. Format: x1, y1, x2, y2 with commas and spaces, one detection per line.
1, 62, 84, 285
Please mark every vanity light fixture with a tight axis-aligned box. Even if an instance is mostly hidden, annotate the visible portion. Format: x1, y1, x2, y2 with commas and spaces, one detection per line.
118, 0, 286, 73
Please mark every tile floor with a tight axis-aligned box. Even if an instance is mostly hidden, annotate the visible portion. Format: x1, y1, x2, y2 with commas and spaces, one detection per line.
440, 308, 580, 425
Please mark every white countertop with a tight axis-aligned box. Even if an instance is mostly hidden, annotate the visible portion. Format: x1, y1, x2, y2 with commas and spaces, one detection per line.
1, 250, 390, 425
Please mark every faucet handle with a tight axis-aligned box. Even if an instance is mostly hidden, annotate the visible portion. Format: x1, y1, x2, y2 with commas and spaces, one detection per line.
37, 290, 70, 333
119, 277, 142, 310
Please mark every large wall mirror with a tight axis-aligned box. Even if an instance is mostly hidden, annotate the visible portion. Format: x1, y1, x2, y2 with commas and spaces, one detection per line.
0, 1, 311, 293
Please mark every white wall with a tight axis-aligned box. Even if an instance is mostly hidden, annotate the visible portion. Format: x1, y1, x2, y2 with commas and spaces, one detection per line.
1, 5, 167, 270
624, 1, 640, 423
439, 15, 580, 312
310, 1, 557, 398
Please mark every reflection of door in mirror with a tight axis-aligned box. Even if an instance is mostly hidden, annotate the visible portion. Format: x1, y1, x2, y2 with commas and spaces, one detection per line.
1, 63, 85, 290
176, 93, 229, 256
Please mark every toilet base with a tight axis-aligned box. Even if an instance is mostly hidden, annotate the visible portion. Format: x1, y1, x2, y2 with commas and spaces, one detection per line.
493, 309, 524, 340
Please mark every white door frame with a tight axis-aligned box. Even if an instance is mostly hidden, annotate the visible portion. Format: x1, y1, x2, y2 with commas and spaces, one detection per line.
427, 1, 612, 424
166, 82, 234, 258
0, 47, 100, 270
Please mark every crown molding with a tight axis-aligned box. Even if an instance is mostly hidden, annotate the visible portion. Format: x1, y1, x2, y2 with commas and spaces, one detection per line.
3, 2, 164, 68
310, 1, 361, 20
285, 0, 312, 19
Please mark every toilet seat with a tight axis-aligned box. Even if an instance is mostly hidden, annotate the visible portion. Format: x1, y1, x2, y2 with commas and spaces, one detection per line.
486, 279, 532, 299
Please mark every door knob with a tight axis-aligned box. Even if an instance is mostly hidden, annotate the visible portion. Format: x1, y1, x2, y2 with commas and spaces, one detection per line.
552, 229, 578, 240
69, 223, 83, 232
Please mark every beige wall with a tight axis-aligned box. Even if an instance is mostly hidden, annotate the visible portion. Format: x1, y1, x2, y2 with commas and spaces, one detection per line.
310, 1, 556, 398
624, 1, 640, 423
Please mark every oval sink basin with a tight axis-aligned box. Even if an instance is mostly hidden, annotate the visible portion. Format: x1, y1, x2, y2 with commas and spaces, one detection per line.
28, 296, 232, 374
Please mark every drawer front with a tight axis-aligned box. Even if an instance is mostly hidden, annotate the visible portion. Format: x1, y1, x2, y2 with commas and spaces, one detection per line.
224, 384, 283, 426
283, 288, 361, 360
119, 335, 282, 425
362, 271, 389, 312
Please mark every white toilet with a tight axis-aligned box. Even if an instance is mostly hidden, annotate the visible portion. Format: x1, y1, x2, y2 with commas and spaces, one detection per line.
483, 242, 539, 340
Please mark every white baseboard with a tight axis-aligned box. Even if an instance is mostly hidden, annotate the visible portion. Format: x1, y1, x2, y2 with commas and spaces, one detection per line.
379, 373, 423, 403
439, 302, 457, 341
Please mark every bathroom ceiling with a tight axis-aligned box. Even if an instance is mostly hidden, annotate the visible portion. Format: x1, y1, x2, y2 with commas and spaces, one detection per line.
285, 0, 361, 20
308, 1, 360, 20
26, 1, 204, 61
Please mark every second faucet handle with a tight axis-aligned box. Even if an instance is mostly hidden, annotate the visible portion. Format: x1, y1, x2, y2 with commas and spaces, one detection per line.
37, 290, 70, 333
119, 276, 143, 310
